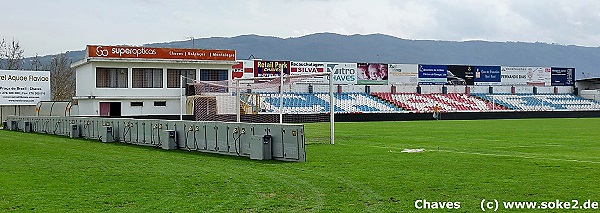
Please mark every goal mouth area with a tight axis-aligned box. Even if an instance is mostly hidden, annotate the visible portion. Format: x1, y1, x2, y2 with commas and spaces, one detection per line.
185, 72, 336, 144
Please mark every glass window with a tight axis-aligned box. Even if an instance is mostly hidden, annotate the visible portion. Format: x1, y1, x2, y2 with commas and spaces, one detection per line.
96, 67, 128, 88
200, 69, 228, 81
132, 68, 163, 88
167, 69, 196, 88
130, 102, 143, 106
198, 69, 229, 93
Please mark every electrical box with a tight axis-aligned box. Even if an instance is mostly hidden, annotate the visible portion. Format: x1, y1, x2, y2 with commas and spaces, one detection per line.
206, 123, 219, 152
17, 120, 24, 131
80, 119, 91, 139
60, 118, 70, 136
166, 121, 184, 148
100, 126, 114, 143
32, 119, 41, 133
54, 119, 64, 135
129, 120, 139, 144
69, 123, 79, 138
227, 124, 242, 154
160, 130, 177, 150
10, 120, 18, 131
91, 118, 101, 139
6, 116, 307, 162
216, 123, 229, 153
138, 120, 151, 145
121, 120, 134, 143
282, 126, 301, 160
150, 120, 163, 146
250, 135, 272, 160
40, 118, 50, 133
237, 124, 252, 156
23, 121, 31, 132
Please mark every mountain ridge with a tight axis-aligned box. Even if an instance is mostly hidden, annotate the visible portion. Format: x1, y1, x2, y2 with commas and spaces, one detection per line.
25, 33, 600, 79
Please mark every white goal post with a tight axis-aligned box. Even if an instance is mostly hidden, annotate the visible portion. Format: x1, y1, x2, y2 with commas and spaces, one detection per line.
180, 72, 335, 144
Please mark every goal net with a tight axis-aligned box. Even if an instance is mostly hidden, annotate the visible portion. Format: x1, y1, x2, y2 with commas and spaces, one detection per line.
186, 72, 335, 144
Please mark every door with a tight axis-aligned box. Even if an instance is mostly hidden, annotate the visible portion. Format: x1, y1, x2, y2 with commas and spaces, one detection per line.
99, 102, 122, 117
99, 102, 110, 116
109, 102, 121, 116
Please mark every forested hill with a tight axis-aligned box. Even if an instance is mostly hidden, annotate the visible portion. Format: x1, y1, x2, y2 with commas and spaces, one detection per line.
27, 33, 600, 79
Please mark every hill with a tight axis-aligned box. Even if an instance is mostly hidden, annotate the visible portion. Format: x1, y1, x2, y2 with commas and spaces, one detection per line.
26, 33, 600, 79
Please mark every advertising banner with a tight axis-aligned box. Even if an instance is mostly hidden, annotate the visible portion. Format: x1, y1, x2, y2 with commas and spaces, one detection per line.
87, 45, 236, 61
501, 66, 551, 86
447, 65, 474, 85
0, 70, 51, 105
388, 64, 418, 85
500, 66, 528, 85
254, 60, 291, 77
551, 67, 575, 86
231, 60, 254, 80
473, 66, 501, 85
357, 63, 388, 85
418, 64, 447, 85
324, 63, 357, 85
291, 61, 325, 73
291, 61, 326, 83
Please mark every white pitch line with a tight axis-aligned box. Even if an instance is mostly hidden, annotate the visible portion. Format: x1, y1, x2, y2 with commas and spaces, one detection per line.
489, 144, 564, 149
371, 145, 600, 164
431, 149, 600, 164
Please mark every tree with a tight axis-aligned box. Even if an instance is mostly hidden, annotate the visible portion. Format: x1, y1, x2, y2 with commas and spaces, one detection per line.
0, 39, 5, 69
0, 38, 25, 70
29, 54, 43, 71
50, 53, 75, 101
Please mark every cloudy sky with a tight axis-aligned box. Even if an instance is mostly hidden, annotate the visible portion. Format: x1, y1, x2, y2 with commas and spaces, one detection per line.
2, 0, 600, 57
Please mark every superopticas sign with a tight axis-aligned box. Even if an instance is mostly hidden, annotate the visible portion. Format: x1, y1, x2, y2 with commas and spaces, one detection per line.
87, 45, 236, 61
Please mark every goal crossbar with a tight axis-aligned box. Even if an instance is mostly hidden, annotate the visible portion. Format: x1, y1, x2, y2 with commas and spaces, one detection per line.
182, 72, 335, 145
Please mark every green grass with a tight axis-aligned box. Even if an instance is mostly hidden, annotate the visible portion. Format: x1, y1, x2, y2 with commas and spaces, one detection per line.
1, 118, 600, 212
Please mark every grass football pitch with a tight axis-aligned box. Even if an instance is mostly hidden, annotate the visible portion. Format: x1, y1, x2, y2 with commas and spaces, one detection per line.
1, 118, 599, 212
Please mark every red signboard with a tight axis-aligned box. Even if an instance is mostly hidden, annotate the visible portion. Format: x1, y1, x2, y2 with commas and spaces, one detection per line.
87, 45, 236, 61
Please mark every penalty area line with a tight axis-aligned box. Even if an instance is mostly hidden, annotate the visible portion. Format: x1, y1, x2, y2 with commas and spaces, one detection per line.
431, 149, 600, 164
369, 145, 600, 164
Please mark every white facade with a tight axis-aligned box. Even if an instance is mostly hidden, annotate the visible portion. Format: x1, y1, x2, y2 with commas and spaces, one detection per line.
72, 58, 235, 116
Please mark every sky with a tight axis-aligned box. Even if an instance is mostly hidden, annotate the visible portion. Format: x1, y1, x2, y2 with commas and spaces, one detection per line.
2, 0, 600, 57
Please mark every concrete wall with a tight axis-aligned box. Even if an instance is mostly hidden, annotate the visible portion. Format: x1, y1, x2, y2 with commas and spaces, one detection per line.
580, 90, 600, 101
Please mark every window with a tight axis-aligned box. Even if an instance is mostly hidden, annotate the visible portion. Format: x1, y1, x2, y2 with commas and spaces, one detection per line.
154, 101, 166, 107
198, 69, 229, 93
130, 102, 143, 106
96, 67, 128, 88
132, 68, 163, 88
200, 69, 228, 81
167, 69, 196, 88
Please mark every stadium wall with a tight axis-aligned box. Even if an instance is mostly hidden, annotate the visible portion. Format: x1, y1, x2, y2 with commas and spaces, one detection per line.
334, 111, 600, 122
580, 90, 600, 101
126, 111, 600, 123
